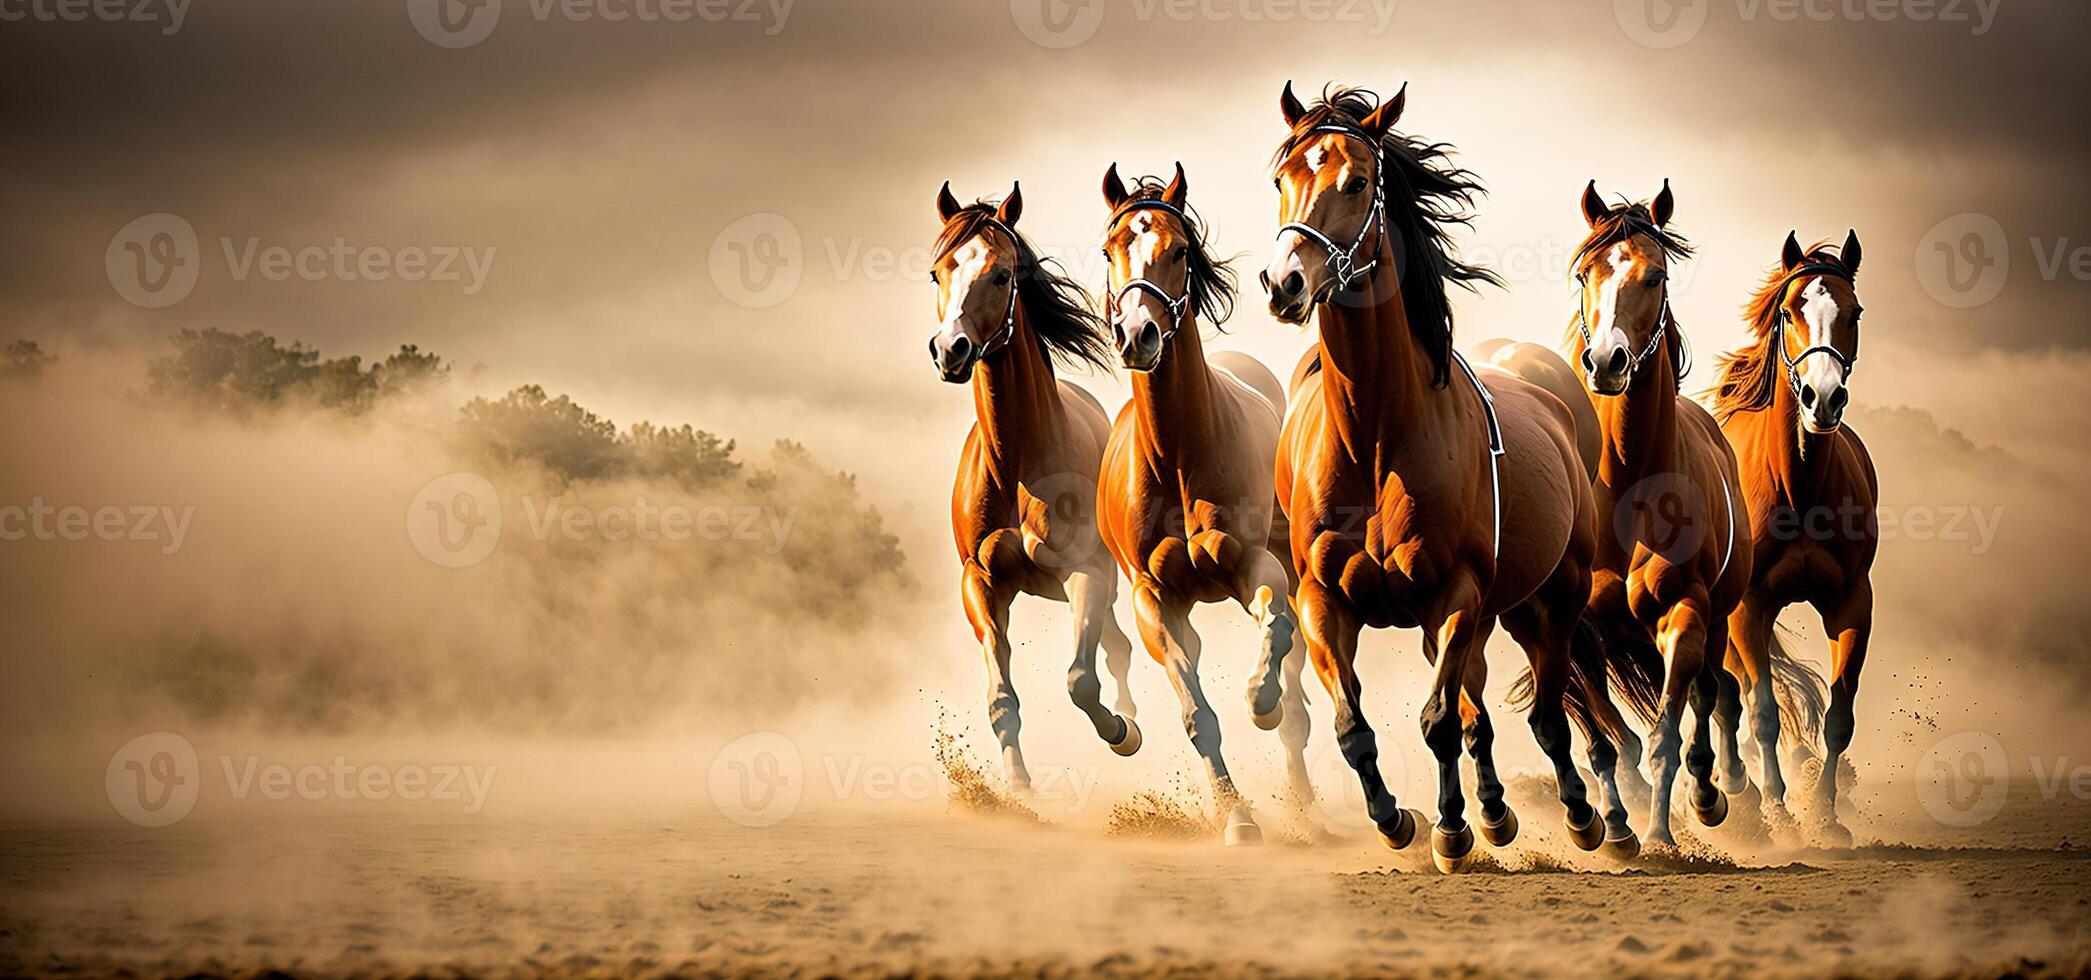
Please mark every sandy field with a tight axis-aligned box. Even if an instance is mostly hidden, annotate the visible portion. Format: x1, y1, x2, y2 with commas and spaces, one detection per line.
4, 751, 2086, 979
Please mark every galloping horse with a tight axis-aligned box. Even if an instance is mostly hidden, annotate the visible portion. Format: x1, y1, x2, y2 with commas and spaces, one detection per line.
928, 181, 1142, 794
1712, 231, 1872, 842
1262, 83, 1609, 871
1094, 164, 1306, 845
1557, 181, 1752, 850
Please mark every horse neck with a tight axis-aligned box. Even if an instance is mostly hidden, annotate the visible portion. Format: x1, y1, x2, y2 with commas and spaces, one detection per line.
1130, 318, 1216, 459
1595, 330, 1681, 486
970, 311, 1061, 481
1313, 243, 1446, 451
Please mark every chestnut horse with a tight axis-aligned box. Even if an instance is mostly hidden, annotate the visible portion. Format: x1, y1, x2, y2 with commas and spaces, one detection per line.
1263, 83, 1608, 872
1556, 181, 1752, 850
1712, 231, 1870, 842
928, 181, 1142, 794
1094, 164, 1307, 845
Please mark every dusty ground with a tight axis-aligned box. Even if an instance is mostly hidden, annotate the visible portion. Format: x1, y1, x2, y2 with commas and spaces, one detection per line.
3, 769, 2086, 979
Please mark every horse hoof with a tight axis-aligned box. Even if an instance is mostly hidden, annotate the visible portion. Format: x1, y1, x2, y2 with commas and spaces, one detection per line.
1565, 809, 1605, 851
1478, 805, 1519, 847
1108, 716, 1142, 757
1376, 808, 1426, 851
1223, 815, 1263, 847
1600, 830, 1641, 862
1431, 822, 1478, 874
1694, 787, 1729, 828
1725, 777, 1761, 810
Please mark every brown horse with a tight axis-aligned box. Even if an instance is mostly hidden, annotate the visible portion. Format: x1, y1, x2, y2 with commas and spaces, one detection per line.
1094, 164, 1306, 845
928, 181, 1142, 795
1262, 83, 1609, 871
1556, 181, 1753, 850
1712, 231, 1871, 842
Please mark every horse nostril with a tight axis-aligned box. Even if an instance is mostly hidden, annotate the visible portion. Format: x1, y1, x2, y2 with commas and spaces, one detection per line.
1113, 322, 1127, 347
1606, 348, 1627, 374
1800, 384, 1817, 408
1281, 271, 1303, 299
1138, 321, 1160, 349
949, 334, 971, 360
1580, 348, 1596, 372
1828, 387, 1849, 411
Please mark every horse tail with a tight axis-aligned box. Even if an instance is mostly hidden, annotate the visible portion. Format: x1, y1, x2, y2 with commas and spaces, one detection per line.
1507, 615, 1660, 746
1766, 623, 1828, 756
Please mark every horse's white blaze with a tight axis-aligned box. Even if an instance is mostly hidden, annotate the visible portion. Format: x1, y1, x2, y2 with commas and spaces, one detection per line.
1127, 212, 1161, 282
1797, 278, 1847, 406
1589, 244, 1635, 357
939, 236, 994, 338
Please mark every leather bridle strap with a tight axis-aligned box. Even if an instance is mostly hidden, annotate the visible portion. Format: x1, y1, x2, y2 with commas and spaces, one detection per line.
1574, 287, 1676, 377
1274, 125, 1387, 294
1774, 262, 1859, 398
1103, 198, 1195, 347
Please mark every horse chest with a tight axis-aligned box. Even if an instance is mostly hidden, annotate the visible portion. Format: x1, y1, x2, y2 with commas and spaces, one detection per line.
1754, 539, 1848, 606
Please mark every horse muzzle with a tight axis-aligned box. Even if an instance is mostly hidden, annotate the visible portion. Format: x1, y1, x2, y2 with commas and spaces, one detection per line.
929, 332, 979, 384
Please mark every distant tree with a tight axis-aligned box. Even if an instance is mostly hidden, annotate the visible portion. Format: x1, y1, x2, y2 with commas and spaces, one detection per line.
147, 329, 446, 414
2, 340, 53, 379
458, 384, 626, 482
626, 421, 739, 487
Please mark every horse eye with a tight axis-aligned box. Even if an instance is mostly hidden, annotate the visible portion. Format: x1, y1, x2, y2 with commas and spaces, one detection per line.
1343, 177, 1368, 195
929, 270, 940, 285
1173, 246, 1189, 261
1646, 270, 1667, 286
992, 269, 1011, 286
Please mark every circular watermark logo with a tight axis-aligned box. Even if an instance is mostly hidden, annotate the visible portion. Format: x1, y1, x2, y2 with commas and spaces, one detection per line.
1614, 0, 1706, 48
106, 213, 200, 309
1308, 737, 1406, 831
106, 732, 201, 827
1613, 472, 1710, 565
708, 213, 803, 309
709, 731, 804, 828
1008, 0, 1104, 48
1914, 731, 2008, 828
1914, 212, 2009, 309
407, 472, 503, 568
407, 0, 502, 48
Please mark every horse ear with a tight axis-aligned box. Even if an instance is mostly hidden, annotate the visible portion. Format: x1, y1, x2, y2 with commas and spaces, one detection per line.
1360, 82, 1405, 138
1280, 80, 1305, 126
1652, 178, 1675, 229
1841, 228, 1863, 276
1163, 162, 1188, 209
1102, 164, 1128, 210
937, 181, 961, 223
1781, 231, 1806, 272
996, 182, 1023, 228
1581, 180, 1608, 228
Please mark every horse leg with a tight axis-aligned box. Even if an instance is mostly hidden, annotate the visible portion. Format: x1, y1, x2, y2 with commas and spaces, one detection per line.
962, 568, 1029, 793
1503, 586, 1606, 854
1298, 578, 1422, 851
1064, 570, 1141, 755
1457, 621, 1513, 844
1277, 624, 1314, 806
1133, 584, 1257, 845
1683, 618, 1729, 828
1712, 659, 1750, 796
1812, 582, 1872, 845
1730, 593, 1789, 809
1420, 574, 1486, 873
1645, 596, 1710, 847
1240, 549, 1297, 730
1101, 611, 1138, 720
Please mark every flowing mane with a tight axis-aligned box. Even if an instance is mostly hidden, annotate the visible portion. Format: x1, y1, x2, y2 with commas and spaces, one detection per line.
933, 202, 1114, 373
1272, 85, 1500, 388
1108, 176, 1239, 328
1564, 199, 1695, 387
1710, 240, 1851, 422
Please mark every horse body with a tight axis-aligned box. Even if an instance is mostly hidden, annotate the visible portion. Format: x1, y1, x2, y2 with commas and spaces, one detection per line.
1094, 167, 1307, 844
930, 183, 1141, 795
1714, 233, 1874, 841
1264, 83, 1606, 871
